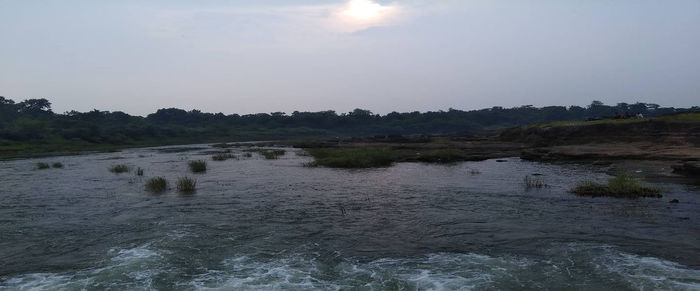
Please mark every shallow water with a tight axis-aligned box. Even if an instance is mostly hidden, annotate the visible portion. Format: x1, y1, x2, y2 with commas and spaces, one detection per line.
1, 145, 699, 290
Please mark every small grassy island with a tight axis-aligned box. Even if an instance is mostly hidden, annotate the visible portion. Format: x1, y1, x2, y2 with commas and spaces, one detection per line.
304, 147, 397, 168
572, 174, 662, 198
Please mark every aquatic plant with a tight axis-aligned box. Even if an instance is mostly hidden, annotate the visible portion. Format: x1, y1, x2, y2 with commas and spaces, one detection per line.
188, 160, 207, 173
243, 148, 286, 159
242, 152, 253, 158
305, 147, 396, 168
36, 162, 50, 170
302, 161, 318, 167
109, 164, 129, 173
52, 162, 64, 168
524, 175, 548, 189
136, 167, 144, 176
261, 149, 286, 159
146, 177, 168, 193
212, 153, 236, 161
572, 173, 661, 198
177, 177, 197, 193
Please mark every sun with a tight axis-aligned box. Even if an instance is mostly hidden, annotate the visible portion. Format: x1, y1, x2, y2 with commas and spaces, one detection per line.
342, 0, 389, 21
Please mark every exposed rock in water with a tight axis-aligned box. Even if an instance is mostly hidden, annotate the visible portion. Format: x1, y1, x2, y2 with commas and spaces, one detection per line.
670, 199, 680, 203
672, 162, 700, 176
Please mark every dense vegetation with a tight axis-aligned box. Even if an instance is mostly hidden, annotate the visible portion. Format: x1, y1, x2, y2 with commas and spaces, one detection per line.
303, 146, 506, 168
572, 174, 662, 198
304, 147, 398, 168
1, 96, 697, 158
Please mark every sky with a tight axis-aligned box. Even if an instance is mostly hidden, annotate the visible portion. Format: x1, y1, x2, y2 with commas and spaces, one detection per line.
1, 0, 699, 116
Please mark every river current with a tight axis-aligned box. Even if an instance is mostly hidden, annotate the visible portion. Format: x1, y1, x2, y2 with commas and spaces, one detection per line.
1, 145, 698, 290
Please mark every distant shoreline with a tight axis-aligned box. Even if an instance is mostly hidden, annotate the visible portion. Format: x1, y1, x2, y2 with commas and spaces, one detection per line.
3, 114, 699, 181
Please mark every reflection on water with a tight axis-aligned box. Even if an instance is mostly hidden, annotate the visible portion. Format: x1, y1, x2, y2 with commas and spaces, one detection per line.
1, 145, 699, 290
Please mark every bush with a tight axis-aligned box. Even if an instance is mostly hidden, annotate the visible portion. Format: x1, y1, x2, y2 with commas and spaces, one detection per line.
52, 162, 64, 168
572, 174, 661, 198
36, 162, 50, 170
146, 177, 167, 193
177, 177, 197, 193
188, 160, 207, 173
109, 164, 130, 173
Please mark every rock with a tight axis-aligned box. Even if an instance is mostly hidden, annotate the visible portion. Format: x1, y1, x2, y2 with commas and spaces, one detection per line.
496, 159, 508, 162
670, 199, 679, 203
672, 162, 700, 176
592, 160, 613, 166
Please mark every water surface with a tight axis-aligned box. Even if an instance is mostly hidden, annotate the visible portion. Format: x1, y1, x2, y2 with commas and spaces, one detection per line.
1, 145, 699, 290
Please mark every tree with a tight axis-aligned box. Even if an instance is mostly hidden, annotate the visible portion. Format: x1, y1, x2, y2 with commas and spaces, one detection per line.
17, 98, 52, 114
0, 96, 15, 105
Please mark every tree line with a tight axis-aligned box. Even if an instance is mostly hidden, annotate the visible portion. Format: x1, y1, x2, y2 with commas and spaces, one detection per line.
1, 96, 697, 147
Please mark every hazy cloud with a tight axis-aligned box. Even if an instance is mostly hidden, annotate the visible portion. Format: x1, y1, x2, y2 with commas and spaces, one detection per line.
0, 0, 698, 115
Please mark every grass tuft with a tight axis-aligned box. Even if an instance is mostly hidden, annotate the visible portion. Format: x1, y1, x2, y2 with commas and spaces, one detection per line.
36, 162, 50, 170
261, 149, 286, 159
188, 160, 207, 173
136, 167, 144, 176
177, 177, 197, 193
244, 148, 286, 159
572, 173, 661, 198
212, 153, 236, 161
524, 175, 548, 189
52, 162, 64, 168
109, 164, 129, 173
146, 177, 168, 193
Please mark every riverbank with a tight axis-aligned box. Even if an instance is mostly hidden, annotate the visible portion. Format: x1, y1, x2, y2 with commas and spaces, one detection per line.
4, 114, 699, 177
290, 114, 699, 182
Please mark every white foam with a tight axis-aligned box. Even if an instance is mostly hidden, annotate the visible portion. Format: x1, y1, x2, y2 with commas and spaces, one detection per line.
1, 273, 91, 291
189, 246, 700, 290
1, 245, 164, 290
596, 251, 700, 290
3, 243, 699, 290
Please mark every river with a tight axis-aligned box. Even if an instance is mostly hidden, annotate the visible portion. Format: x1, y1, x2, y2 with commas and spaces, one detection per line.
1, 145, 698, 290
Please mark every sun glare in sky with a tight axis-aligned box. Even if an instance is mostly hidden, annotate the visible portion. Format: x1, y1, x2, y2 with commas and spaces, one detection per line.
342, 0, 391, 21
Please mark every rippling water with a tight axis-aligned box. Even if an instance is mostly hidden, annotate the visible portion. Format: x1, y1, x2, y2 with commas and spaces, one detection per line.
1, 145, 699, 290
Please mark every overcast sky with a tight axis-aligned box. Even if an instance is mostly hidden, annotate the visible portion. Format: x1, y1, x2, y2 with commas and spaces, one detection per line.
1, 0, 699, 116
